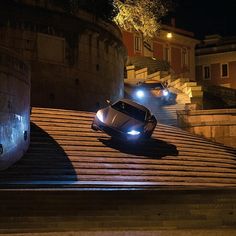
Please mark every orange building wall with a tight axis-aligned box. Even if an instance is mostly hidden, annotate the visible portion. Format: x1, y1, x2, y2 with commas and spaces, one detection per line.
211, 63, 220, 85
153, 42, 163, 59
210, 62, 236, 88
171, 47, 181, 74
229, 61, 236, 88
196, 52, 236, 89
122, 31, 134, 57
196, 62, 236, 89
196, 65, 216, 86
122, 29, 197, 81
196, 65, 203, 81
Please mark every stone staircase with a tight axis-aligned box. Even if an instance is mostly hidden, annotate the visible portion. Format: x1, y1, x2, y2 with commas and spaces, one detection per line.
160, 75, 203, 100
127, 56, 170, 74
0, 107, 235, 189
155, 103, 187, 126
125, 57, 203, 105
0, 107, 236, 234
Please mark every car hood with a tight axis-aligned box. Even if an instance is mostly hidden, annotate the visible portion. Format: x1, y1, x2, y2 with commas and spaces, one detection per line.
104, 107, 144, 131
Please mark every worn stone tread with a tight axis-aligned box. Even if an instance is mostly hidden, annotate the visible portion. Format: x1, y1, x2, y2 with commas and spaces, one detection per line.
0, 107, 235, 190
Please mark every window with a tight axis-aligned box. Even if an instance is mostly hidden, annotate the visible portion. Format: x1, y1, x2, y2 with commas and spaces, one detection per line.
142, 82, 164, 90
203, 65, 211, 80
112, 101, 146, 122
221, 63, 228, 78
134, 36, 142, 52
164, 46, 170, 62
182, 48, 189, 67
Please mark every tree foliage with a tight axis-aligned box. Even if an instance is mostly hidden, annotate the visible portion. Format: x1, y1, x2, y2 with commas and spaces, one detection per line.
54, 0, 170, 38
114, 0, 169, 38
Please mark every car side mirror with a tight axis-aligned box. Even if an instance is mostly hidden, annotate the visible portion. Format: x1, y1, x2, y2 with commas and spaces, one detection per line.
148, 115, 156, 123
164, 82, 169, 88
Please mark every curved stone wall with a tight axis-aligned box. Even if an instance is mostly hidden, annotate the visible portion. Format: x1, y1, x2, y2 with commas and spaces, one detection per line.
0, 2, 126, 111
0, 47, 30, 170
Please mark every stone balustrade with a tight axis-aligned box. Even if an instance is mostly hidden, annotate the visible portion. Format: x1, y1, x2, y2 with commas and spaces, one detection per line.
177, 108, 236, 148
204, 85, 236, 107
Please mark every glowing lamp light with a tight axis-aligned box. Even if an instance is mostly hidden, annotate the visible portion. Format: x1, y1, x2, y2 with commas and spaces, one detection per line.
167, 32, 173, 39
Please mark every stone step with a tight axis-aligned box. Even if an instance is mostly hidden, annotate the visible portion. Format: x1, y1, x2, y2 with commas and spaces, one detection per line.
0, 107, 235, 234
0, 190, 236, 234
0, 107, 235, 190
181, 82, 198, 88
188, 90, 204, 98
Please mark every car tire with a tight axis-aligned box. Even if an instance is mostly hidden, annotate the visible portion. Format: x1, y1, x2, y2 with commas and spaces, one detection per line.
91, 123, 98, 131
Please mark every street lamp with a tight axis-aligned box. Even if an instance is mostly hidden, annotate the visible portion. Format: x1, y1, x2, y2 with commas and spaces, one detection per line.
167, 32, 173, 39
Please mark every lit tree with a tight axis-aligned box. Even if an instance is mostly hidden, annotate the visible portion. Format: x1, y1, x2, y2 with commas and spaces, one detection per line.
114, 0, 169, 38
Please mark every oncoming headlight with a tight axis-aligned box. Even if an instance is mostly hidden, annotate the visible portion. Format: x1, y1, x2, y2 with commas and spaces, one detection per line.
163, 90, 169, 96
127, 130, 140, 136
136, 90, 145, 99
96, 110, 104, 122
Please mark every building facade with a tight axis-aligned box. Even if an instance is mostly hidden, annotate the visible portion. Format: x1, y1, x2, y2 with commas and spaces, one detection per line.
196, 35, 236, 89
122, 24, 199, 81
0, 0, 126, 111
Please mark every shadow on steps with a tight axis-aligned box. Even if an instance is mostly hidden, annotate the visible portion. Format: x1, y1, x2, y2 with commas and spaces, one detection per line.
0, 122, 78, 182
99, 137, 179, 159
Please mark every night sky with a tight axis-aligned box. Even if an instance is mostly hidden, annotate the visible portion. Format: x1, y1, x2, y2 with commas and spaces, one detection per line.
167, 0, 236, 39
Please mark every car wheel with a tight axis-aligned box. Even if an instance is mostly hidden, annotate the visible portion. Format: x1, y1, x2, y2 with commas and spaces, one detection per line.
91, 123, 98, 131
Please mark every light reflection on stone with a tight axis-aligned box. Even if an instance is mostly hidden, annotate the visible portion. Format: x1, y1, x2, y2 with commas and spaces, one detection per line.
0, 47, 30, 170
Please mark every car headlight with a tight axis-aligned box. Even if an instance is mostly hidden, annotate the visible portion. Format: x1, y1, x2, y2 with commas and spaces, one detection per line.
96, 110, 104, 122
163, 90, 169, 96
127, 130, 140, 135
135, 90, 145, 99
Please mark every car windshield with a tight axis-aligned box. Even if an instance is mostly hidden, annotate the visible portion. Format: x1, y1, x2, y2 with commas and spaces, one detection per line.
111, 101, 146, 122
141, 83, 164, 90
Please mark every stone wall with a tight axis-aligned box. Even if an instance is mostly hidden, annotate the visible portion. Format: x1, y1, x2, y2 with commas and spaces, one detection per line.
177, 108, 236, 148
0, 1, 126, 111
0, 46, 30, 170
